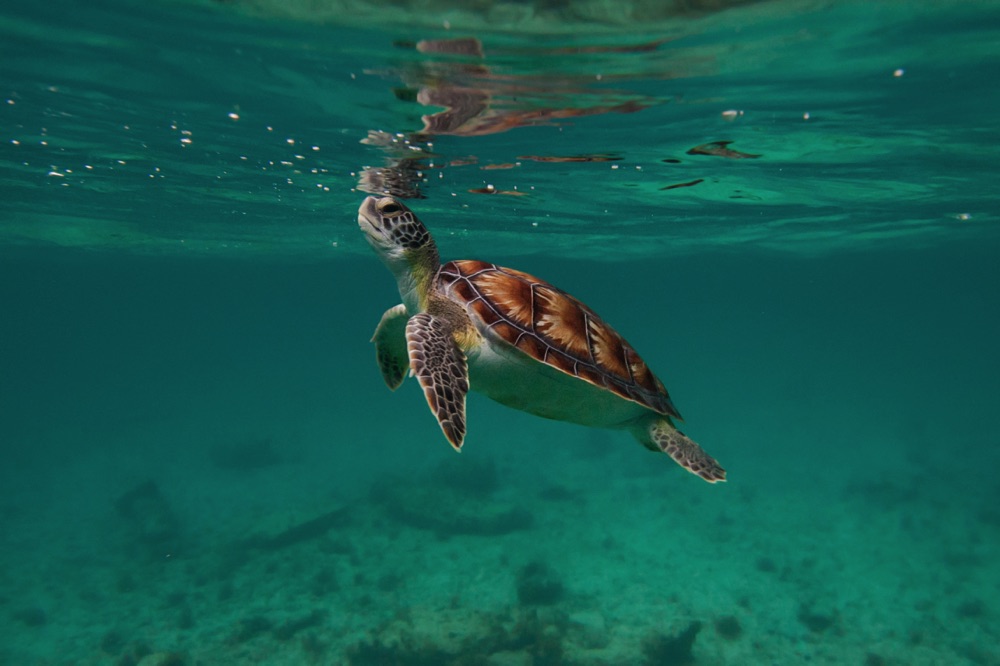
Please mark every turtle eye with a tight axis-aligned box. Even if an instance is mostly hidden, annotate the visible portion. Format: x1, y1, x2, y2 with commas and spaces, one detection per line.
379, 201, 402, 215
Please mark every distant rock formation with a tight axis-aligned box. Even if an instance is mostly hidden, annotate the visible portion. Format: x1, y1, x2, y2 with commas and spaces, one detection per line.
114, 480, 182, 556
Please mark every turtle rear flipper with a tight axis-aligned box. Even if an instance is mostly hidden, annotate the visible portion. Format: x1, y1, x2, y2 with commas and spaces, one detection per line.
644, 419, 726, 483
406, 312, 469, 450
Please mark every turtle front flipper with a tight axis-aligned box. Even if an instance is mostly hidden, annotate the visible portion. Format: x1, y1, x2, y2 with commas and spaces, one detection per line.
644, 419, 726, 483
406, 312, 469, 450
372, 303, 410, 390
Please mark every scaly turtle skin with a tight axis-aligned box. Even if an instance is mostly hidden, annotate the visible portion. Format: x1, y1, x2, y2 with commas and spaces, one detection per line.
358, 196, 725, 483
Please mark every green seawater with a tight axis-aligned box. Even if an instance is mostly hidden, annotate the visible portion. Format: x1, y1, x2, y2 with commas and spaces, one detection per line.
1, 1, 999, 664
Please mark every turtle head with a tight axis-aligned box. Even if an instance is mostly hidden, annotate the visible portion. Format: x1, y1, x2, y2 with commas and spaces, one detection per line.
358, 195, 435, 256
358, 195, 440, 309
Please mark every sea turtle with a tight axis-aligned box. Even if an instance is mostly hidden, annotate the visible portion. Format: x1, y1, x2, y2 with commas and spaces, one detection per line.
358, 195, 725, 483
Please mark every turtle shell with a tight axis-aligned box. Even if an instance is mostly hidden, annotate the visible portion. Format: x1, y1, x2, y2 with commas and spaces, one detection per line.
438, 260, 681, 418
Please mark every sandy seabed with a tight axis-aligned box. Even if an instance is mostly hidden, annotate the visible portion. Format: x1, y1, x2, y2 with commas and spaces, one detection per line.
2, 410, 997, 666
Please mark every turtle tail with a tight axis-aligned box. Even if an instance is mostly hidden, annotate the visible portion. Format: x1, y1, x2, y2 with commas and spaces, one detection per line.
639, 418, 726, 483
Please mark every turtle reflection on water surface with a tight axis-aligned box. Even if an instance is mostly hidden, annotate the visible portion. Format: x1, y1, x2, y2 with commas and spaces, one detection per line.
358, 196, 725, 483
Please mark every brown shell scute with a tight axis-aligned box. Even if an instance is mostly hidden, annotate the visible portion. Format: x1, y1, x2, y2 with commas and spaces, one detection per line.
438, 260, 680, 418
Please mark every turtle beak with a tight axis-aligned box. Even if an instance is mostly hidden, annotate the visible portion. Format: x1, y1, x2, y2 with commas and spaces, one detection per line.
358, 196, 384, 235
